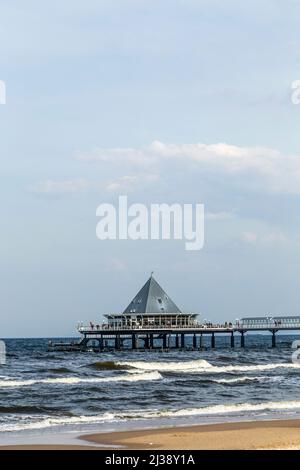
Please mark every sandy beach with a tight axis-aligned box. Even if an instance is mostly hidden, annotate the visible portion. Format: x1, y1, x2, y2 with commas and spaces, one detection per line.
1, 419, 300, 450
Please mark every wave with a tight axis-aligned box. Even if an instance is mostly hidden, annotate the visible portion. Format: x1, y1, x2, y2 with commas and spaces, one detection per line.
0, 412, 118, 432
0, 371, 162, 388
0, 405, 74, 416
209, 363, 300, 373
119, 359, 212, 371
138, 400, 300, 419
37, 367, 72, 374
3, 359, 297, 389
2, 399, 300, 432
212, 375, 280, 384
118, 359, 300, 374
88, 361, 131, 371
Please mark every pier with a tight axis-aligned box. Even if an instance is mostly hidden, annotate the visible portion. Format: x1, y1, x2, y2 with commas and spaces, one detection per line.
71, 317, 300, 352
49, 275, 300, 352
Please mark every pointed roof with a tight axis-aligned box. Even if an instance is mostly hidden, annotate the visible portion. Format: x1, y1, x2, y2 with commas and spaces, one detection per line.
123, 274, 182, 314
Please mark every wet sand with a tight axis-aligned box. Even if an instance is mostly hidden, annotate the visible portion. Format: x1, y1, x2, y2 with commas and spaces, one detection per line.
2, 419, 300, 450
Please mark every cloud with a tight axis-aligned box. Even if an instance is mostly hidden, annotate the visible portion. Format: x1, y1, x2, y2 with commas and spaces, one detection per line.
104, 174, 159, 192
105, 257, 127, 272
261, 232, 288, 244
206, 211, 235, 220
76, 140, 300, 195
75, 147, 155, 168
30, 179, 90, 194
30, 174, 160, 196
241, 231, 287, 245
241, 232, 259, 243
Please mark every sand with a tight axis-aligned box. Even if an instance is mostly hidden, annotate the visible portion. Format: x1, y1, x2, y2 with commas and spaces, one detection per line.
1, 419, 300, 450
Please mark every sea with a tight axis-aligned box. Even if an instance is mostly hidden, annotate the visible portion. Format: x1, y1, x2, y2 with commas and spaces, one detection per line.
1, 335, 300, 442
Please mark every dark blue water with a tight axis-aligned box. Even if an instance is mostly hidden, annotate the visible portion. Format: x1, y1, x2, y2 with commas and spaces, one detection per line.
0, 335, 300, 437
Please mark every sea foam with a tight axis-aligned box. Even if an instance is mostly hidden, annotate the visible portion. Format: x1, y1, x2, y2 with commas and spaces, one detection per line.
0, 371, 162, 388
2, 399, 300, 432
118, 359, 300, 374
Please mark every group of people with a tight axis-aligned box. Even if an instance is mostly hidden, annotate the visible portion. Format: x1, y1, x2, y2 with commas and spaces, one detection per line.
89, 322, 100, 330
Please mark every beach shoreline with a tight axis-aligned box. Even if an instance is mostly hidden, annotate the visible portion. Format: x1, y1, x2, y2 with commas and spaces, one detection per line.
1, 418, 300, 450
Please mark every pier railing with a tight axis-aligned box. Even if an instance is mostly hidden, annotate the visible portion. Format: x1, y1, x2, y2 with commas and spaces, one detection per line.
77, 324, 233, 333
77, 321, 300, 333
237, 321, 300, 330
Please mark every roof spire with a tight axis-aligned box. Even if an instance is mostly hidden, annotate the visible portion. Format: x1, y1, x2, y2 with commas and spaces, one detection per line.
123, 275, 182, 314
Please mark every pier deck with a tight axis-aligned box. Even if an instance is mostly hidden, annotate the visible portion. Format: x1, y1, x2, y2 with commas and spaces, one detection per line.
48, 320, 300, 352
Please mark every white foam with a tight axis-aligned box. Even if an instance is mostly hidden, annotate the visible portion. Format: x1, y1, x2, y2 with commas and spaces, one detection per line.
0, 412, 118, 432
213, 375, 271, 384
0, 371, 162, 388
119, 359, 212, 371
119, 359, 300, 374
2, 399, 300, 432
150, 400, 300, 417
209, 363, 300, 373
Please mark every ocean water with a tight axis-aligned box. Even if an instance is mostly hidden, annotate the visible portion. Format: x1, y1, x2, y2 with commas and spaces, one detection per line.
1, 335, 300, 439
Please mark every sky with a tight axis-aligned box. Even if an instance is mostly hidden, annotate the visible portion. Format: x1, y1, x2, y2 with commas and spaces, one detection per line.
1, 0, 300, 337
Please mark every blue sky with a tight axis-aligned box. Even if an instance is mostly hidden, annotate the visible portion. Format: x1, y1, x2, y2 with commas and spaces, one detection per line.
1, 0, 300, 337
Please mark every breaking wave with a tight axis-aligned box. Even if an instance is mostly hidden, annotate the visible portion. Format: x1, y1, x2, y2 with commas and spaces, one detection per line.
88, 361, 131, 371
118, 359, 300, 374
141, 400, 300, 418
212, 375, 279, 384
0, 371, 162, 388
0, 412, 118, 432
119, 359, 212, 371
2, 399, 300, 432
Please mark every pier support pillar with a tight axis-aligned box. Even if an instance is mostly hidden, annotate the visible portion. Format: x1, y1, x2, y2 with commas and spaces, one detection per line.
150, 334, 154, 349
193, 334, 197, 349
211, 333, 215, 349
99, 336, 103, 351
144, 335, 149, 349
199, 334, 203, 349
115, 335, 121, 350
241, 331, 245, 348
231, 332, 234, 348
132, 334, 137, 350
175, 334, 179, 349
181, 333, 185, 349
272, 331, 276, 348
162, 335, 167, 349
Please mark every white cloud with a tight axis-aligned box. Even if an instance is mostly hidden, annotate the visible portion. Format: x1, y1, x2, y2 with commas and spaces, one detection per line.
241, 231, 287, 245
30, 179, 90, 194
206, 211, 235, 220
241, 232, 259, 243
75, 147, 155, 168
105, 257, 127, 272
104, 174, 159, 192
30, 174, 160, 196
261, 232, 287, 244
76, 140, 300, 195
